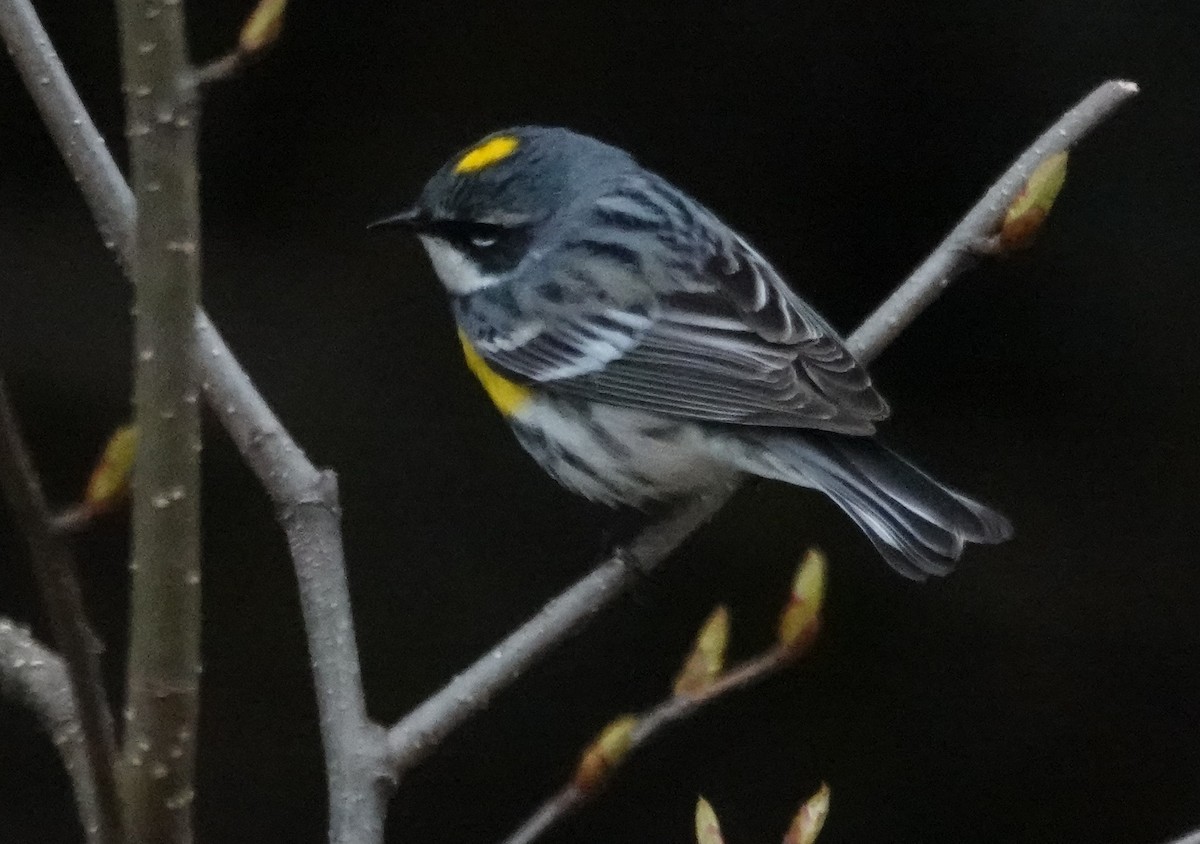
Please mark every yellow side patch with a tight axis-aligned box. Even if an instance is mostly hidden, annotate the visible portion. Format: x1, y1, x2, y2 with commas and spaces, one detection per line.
454, 135, 519, 174
458, 330, 532, 416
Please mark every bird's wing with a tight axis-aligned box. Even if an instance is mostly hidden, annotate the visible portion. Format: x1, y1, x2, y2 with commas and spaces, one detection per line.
457, 181, 888, 433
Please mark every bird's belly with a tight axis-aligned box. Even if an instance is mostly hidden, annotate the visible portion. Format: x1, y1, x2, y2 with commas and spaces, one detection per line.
508, 396, 733, 508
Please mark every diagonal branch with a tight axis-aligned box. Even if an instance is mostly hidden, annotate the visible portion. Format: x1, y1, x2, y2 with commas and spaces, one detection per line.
385, 488, 736, 775
848, 79, 1139, 364
500, 605, 821, 844
0, 376, 120, 843
0, 0, 134, 262
501, 649, 800, 844
0, 618, 104, 843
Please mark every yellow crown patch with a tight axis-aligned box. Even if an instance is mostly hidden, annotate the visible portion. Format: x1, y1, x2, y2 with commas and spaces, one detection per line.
454, 135, 519, 174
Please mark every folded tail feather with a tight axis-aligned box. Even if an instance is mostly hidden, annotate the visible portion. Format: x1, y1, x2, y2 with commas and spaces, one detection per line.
727, 430, 1012, 579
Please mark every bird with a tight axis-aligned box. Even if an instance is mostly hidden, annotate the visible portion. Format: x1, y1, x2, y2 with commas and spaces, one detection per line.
371, 126, 1012, 579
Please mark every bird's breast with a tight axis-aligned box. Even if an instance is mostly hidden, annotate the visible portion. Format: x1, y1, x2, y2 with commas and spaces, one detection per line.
458, 330, 533, 416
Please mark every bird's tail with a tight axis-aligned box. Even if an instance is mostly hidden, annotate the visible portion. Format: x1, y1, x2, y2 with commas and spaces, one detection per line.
724, 430, 1012, 579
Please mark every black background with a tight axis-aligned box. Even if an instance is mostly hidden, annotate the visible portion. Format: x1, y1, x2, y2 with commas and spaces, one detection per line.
2, 1, 1199, 842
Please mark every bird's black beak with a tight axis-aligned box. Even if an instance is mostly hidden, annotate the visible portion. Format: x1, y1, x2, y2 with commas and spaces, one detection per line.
367, 206, 428, 232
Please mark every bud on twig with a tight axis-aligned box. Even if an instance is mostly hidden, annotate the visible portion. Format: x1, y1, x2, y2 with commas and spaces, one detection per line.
83, 425, 136, 516
782, 782, 831, 844
997, 151, 1069, 251
673, 605, 730, 697
573, 715, 638, 793
196, 0, 288, 84
238, 0, 288, 54
777, 549, 826, 650
695, 797, 726, 844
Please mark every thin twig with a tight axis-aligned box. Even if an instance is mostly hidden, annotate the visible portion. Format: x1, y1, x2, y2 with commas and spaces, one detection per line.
500, 645, 806, 844
193, 51, 245, 85
847, 80, 1139, 364
113, 0, 204, 839
51, 503, 98, 535
0, 618, 103, 843
0, 377, 120, 843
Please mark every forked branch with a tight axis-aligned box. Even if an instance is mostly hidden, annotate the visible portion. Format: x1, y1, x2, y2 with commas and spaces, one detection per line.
0, 377, 120, 843
0, 3, 1139, 836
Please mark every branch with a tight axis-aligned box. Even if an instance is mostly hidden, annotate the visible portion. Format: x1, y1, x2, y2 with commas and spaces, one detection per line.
0, 377, 120, 842
0, 0, 134, 263
500, 553, 825, 844
0, 619, 103, 842
384, 80, 1139, 780
112, 0, 203, 839
384, 487, 736, 774
0, 3, 386, 841
847, 80, 1139, 364
503, 650, 797, 844
196, 316, 392, 844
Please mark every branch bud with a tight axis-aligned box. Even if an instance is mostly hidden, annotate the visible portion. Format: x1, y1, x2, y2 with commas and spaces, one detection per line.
238, 0, 288, 55
695, 797, 726, 844
782, 782, 831, 844
573, 715, 638, 793
777, 548, 826, 651
83, 425, 137, 515
999, 151, 1069, 250
673, 605, 730, 697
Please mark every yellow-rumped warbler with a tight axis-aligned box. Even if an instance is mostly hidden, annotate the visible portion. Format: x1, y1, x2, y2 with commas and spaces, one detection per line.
372, 126, 1012, 579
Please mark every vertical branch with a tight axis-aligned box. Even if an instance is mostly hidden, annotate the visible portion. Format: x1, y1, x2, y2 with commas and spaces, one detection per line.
113, 1, 203, 840
0, 379, 120, 843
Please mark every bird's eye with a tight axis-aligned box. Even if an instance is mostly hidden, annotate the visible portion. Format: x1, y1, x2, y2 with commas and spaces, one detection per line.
470, 233, 498, 249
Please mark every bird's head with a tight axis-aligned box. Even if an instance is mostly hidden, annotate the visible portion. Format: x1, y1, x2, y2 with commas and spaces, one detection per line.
371, 126, 635, 295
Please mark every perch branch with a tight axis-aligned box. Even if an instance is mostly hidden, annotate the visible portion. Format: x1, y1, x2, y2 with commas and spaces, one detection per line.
113, 0, 204, 839
384, 488, 736, 774
0, 376, 120, 842
0, 619, 103, 843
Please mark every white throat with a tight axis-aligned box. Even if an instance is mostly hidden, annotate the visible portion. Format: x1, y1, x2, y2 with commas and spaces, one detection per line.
419, 236, 502, 295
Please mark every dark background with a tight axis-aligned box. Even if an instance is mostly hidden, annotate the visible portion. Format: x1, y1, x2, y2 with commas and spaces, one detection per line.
2, 1, 1198, 842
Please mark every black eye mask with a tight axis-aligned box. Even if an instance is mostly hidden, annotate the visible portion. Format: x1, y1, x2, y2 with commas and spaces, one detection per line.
426, 220, 532, 275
